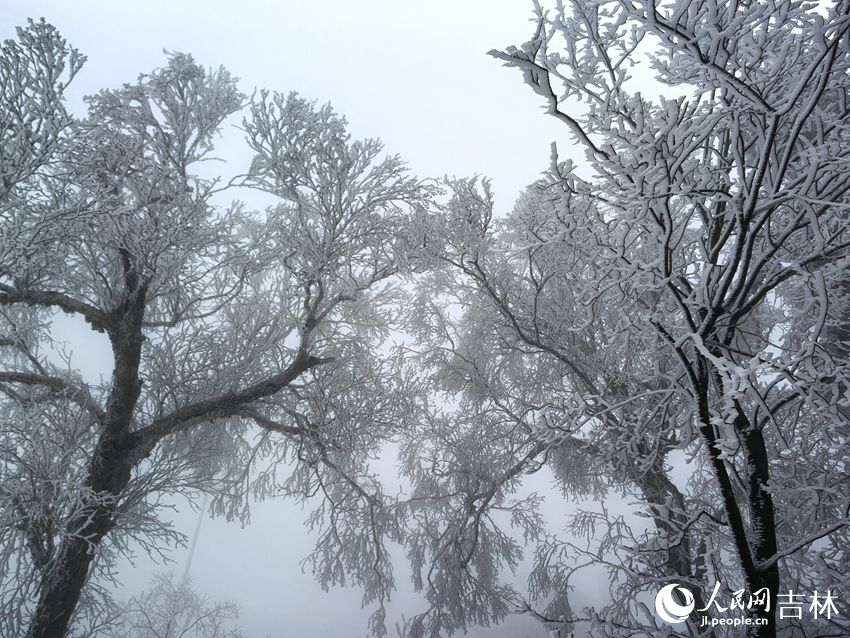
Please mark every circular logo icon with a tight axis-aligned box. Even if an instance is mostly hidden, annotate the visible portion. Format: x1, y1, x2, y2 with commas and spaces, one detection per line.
655, 584, 695, 624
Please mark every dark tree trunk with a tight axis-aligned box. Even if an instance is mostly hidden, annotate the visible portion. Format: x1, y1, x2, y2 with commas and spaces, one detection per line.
26, 283, 147, 638
25, 435, 135, 638
696, 368, 779, 638
739, 410, 779, 638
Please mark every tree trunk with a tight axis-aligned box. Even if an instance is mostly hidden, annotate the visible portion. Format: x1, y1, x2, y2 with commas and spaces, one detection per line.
27, 287, 146, 638
25, 434, 135, 638
739, 412, 779, 638
697, 380, 778, 638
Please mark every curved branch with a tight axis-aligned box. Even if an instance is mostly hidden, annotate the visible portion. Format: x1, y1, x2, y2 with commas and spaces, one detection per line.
132, 351, 332, 449
0, 284, 110, 332
0, 370, 105, 422
757, 519, 850, 573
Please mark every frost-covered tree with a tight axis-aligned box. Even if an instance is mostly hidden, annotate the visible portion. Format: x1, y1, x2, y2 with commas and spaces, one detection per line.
402, 1, 850, 637
0, 21, 430, 638
402, 175, 701, 637
105, 574, 243, 638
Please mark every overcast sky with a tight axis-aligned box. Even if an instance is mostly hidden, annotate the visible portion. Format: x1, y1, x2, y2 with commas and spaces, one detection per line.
0, 2, 581, 636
